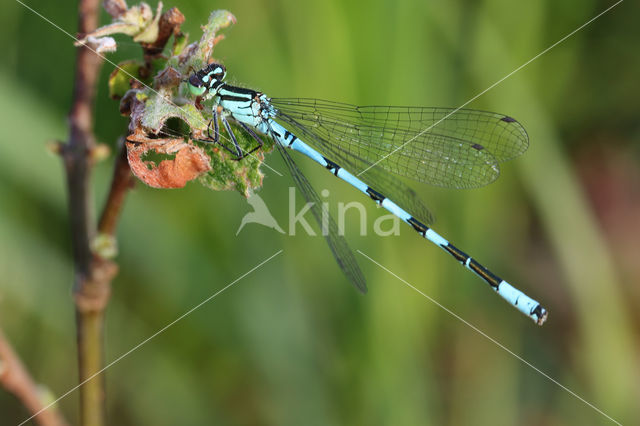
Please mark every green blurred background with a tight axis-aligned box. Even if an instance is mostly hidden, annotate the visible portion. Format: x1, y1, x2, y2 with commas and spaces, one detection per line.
1, 0, 639, 424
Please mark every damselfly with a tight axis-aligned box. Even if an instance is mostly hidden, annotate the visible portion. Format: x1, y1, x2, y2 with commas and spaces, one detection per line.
186, 63, 547, 325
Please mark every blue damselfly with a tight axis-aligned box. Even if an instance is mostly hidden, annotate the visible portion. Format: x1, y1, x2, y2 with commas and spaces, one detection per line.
186, 63, 547, 325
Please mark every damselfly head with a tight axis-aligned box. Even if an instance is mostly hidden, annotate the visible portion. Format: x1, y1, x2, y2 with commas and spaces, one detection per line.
187, 63, 227, 96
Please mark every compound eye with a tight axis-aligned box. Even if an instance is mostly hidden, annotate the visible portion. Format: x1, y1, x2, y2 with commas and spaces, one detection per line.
188, 74, 203, 87
187, 74, 207, 96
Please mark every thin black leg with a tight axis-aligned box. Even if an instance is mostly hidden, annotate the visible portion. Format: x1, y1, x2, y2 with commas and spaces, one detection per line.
193, 110, 242, 157
220, 115, 244, 158
207, 109, 220, 143
194, 110, 219, 145
193, 109, 265, 161
238, 122, 264, 157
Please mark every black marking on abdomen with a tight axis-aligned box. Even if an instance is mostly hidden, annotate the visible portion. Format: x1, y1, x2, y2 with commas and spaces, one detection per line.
442, 243, 470, 264
366, 187, 385, 205
407, 217, 427, 236
283, 130, 297, 146
472, 143, 484, 150
323, 157, 340, 175
438, 242, 502, 288
468, 259, 501, 288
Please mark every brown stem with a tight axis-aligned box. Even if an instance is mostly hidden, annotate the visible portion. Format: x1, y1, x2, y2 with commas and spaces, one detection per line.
64, 0, 173, 423
98, 143, 135, 236
73, 146, 133, 423
142, 7, 185, 57
0, 329, 69, 426
63, 0, 109, 425
71, 145, 131, 426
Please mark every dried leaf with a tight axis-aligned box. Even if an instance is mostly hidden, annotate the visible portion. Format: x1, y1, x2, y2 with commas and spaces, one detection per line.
77, 36, 117, 53
74, 1, 164, 49
104, 0, 129, 18
133, 2, 162, 43
126, 138, 211, 188
143, 6, 185, 55
154, 66, 181, 89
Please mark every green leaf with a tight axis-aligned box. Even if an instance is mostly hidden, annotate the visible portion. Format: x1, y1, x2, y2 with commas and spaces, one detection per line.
140, 92, 206, 133
172, 32, 189, 56
196, 123, 274, 197
185, 10, 236, 72
108, 60, 146, 99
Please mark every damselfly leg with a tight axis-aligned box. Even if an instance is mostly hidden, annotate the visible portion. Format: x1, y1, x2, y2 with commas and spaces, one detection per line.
195, 108, 263, 160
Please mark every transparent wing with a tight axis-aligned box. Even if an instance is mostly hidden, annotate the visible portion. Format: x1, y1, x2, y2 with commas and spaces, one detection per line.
271, 98, 529, 189
277, 111, 435, 225
275, 140, 367, 293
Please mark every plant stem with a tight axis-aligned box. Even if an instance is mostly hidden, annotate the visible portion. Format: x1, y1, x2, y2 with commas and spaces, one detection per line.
63, 0, 177, 423
0, 329, 69, 426
62, 0, 111, 425
71, 144, 132, 426
98, 144, 135, 236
